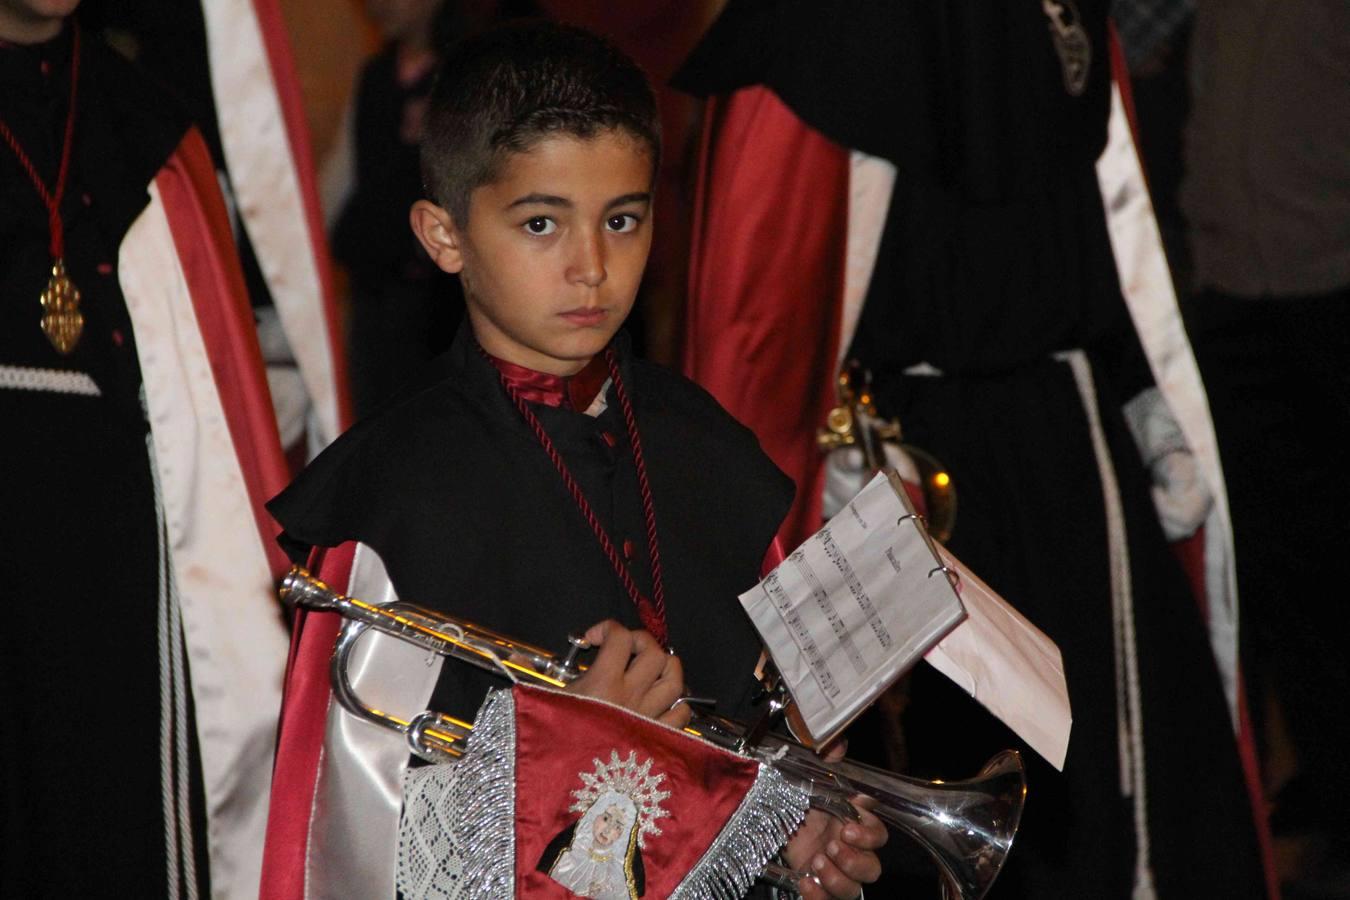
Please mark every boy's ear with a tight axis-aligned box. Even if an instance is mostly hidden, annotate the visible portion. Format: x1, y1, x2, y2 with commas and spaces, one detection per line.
409, 200, 465, 274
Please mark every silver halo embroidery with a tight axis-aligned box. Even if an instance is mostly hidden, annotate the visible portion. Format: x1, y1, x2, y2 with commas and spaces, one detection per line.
569, 750, 672, 849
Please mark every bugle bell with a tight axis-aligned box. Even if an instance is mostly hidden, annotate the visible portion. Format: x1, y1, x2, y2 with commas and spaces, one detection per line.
281, 567, 1025, 899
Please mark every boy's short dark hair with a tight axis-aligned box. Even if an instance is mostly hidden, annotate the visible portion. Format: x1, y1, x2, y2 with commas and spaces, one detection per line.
421, 21, 662, 223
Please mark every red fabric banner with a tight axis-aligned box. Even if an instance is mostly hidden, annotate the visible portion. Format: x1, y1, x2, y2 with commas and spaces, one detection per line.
683, 86, 851, 551
513, 685, 763, 898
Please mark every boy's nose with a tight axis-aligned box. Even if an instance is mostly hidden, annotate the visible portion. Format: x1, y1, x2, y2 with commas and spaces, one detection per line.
567, 230, 607, 288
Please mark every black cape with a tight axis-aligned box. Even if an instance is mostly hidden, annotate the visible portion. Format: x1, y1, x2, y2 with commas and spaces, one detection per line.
677, 2, 1264, 898
270, 325, 794, 727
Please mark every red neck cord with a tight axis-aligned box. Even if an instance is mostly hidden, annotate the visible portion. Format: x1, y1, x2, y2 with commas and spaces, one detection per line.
0, 22, 81, 259
485, 345, 670, 647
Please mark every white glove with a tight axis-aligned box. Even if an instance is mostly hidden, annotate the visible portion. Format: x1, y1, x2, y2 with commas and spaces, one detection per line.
1123, 387, 1212, 540
821, 429, 921, 520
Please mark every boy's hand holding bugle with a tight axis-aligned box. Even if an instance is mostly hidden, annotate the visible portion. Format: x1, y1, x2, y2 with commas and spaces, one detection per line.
571, 619, 690, 729
572, 620, 886, 898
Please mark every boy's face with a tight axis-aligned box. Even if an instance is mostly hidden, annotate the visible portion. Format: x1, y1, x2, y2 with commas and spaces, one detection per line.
412, 130, 654, 376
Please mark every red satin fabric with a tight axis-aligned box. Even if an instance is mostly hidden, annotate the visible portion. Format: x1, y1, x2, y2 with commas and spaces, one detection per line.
487, 352, 611, 411
156, 127, 292, 579
683, 86, 851, 552
258, 542, 356, 900
513, 684, 763, 897
760, 536, 787, 576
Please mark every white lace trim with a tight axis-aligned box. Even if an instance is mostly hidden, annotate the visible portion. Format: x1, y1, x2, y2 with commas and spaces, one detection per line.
0, 364, 101, 396
398, 689, 517, 899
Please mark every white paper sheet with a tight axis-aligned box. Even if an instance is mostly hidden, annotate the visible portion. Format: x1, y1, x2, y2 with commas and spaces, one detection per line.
923, 548, 1073, 771
740, 471, 967, 745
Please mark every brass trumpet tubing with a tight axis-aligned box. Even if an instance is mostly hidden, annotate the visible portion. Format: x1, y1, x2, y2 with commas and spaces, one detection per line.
282, 569, 575, 687
331, 620, 474, 760
308, 572, 1021, 878
819, 361, 957, 542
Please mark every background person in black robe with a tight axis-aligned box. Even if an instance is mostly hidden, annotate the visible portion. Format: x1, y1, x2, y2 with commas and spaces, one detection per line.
0, 13, 205, 899
676, 2, 1265, 897
1, 4, 288, 899
327, 0, 460, 419
1181, 1, 1350, 892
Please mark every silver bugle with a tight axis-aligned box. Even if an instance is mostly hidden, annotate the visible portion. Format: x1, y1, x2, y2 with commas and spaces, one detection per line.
281, 566, 1026, 900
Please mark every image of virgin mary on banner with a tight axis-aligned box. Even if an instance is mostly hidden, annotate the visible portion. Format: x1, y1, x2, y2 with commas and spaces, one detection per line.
396, 685, 810, 899
535, 750, 668, 899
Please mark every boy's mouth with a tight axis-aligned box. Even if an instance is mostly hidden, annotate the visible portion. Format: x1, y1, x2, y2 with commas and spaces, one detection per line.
559, 307, 607, 326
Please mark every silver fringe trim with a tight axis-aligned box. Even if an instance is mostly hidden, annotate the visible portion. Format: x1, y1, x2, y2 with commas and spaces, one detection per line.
669, 764, 811, 900
397, 689, 518, 899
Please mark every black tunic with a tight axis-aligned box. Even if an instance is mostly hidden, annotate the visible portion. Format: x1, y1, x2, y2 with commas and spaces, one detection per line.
0, 24, 207, 900
677, 3, 1264, 898
270, 324, 794, 728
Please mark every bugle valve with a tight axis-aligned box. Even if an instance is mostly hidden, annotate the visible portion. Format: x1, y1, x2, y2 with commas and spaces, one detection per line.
818, 359, 957, 542
281, 566, 1025, 900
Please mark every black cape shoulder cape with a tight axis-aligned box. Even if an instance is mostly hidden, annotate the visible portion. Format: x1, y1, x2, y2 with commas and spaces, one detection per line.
271, 326, 794, 724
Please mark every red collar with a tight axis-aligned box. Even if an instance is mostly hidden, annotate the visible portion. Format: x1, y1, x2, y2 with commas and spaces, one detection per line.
484, 352, 610, 412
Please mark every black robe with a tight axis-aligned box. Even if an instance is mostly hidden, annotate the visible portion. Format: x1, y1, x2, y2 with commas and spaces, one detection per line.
0, 25, 214, 900
677, 2, 1264, 897
270, 324, 794, 730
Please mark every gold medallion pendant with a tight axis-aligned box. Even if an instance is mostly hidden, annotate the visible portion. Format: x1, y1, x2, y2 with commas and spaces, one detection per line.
0, 24, 87, 356
40, 258, 84, 355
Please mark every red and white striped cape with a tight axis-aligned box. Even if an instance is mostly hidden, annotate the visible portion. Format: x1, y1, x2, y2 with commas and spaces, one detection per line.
121, 124, 293, 900
200, 0, 352, 449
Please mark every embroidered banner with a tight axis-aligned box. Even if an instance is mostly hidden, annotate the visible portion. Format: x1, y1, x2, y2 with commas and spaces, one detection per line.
398, 685, 808, 899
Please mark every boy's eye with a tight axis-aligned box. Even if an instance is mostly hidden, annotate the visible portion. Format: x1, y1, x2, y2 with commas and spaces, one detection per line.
523, 216, 556, 235
606, 213, 639, 233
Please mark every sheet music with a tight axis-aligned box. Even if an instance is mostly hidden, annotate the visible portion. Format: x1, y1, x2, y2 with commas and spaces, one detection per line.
741, 471, 966, 745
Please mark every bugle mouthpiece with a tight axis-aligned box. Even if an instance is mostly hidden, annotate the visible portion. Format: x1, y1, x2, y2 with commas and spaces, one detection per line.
279, 566, 342, 612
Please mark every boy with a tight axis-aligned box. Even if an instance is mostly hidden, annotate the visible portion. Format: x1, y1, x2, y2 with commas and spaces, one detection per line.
265, 21, 885, 900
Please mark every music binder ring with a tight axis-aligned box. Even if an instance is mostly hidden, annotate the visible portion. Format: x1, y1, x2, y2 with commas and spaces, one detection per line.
894, 482, 962, 590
